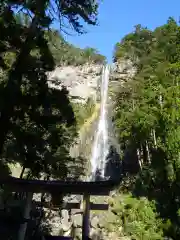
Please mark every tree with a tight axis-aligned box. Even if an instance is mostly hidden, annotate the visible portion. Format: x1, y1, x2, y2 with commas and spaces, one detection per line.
0, 0, 101, 157
113, 17, 180, 238
0, 0, 103, 181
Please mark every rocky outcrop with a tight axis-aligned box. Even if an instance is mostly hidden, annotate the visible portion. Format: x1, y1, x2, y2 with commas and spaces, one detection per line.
32, 192, 130, 240
110, 60, 136, 82
48, 63, 102, 103
109, 60, 136, 95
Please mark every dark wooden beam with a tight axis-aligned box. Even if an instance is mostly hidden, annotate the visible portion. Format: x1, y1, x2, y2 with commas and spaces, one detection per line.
35, 201, 109, 211
90, 202, 109, 210
4, 199, 109, 211
82, 194, 90, 240
0, 176, 118, 195
35, 201, 81, 210
44, 237, 73, 240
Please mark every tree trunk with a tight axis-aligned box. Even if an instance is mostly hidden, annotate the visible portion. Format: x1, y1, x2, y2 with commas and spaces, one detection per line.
17, 192, 33, 240
152, 129, 157, 148
137, 148, 142, 170
159, 94, 163, 108
19, 165, 26, 179
145, 140, 151, 164
31, 193, 45, 238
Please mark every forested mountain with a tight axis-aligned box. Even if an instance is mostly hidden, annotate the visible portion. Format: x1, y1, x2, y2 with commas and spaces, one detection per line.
112, 17, 180, 239
46, 30, 106, 66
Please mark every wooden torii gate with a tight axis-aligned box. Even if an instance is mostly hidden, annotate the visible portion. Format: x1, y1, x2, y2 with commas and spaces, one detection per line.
0, 177, 118, 240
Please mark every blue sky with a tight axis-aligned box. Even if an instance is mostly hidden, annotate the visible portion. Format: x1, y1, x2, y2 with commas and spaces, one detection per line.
54, 0, 180, 63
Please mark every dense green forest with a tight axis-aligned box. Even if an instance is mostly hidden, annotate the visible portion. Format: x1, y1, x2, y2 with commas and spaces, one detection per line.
46, 30, 106, 66
112, 18, 180, 239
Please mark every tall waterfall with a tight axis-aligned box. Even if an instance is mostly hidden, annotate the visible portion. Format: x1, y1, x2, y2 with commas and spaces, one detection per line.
90, 65, 110, 180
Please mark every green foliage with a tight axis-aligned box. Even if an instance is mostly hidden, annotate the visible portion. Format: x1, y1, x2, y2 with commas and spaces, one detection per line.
46, 30, 105, 66
113, 17, 180, 238
72, 97, 96, 128
113, 24, 153, 63
109, 194, 164, 240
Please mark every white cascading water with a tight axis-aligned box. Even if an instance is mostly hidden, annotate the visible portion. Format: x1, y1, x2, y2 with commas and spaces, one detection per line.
90, 65, 110, 180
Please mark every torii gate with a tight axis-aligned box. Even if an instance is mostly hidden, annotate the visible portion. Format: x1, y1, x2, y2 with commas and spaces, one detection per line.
0, 177, 118, 240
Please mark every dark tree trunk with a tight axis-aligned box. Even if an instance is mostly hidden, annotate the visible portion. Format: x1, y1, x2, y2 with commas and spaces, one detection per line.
19, 165, 26, 179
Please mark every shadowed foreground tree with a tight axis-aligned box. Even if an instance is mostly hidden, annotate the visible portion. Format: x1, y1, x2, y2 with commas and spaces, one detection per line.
0, 0, 101, 178
0, 1, 103, 239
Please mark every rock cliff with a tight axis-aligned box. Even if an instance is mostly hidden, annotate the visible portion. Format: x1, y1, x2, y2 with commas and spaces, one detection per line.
109, 60, 136, 93
48, 63, 102, 103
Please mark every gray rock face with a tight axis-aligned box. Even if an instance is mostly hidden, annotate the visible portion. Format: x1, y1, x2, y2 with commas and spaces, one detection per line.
71, 213, 82, 228
91, 215, 99, 228
47, 64, 102, 103
109, 59, 136, 90
61, 210, 72, 232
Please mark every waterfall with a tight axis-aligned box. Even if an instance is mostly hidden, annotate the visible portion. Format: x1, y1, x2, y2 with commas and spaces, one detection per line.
90, 65, 110, 180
